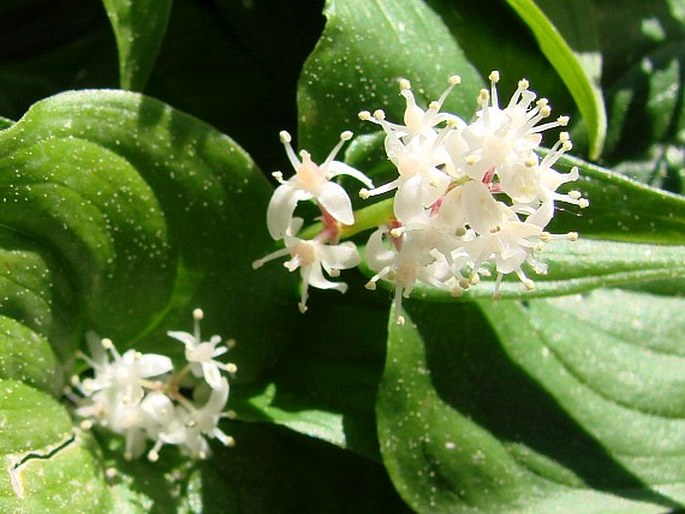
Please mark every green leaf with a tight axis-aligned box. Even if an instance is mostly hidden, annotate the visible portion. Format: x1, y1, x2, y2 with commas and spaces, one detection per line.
0, 89, 294, 380
298, 0, 484, 157
102, 0, 173, 91
377, 299, 685, 513
505, 0, 607, 159
0, 379, 111, 512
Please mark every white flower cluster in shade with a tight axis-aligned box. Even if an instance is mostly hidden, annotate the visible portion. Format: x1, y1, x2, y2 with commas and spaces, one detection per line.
69, 309, 237, 461
253, 71, 587, 318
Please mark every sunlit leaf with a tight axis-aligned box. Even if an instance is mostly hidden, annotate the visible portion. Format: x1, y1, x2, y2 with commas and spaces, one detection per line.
506, 0, 607, 159
377, 299, 685, 512
299, 0, 484, 157
0, 379, 111, 512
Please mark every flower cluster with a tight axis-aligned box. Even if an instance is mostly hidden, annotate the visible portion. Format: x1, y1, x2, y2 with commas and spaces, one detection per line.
252, 130, 372, 313
69, 309, 236, 461
254, 72, 587, 320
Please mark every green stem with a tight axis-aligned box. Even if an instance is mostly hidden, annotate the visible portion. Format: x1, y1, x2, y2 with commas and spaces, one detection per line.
298, 198, 394, 241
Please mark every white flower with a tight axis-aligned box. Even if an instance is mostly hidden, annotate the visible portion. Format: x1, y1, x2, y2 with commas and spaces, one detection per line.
74, 333, 174, 459
72, 311, 237, 462
358, 77, 465, 206
181, 378, 233, 458
266, 130, 373, 239
461, 181, 549, 293
253, 218, 360, 313
454, 71, 570, 182
167, 308, 236, 390
77, 332, 172, 405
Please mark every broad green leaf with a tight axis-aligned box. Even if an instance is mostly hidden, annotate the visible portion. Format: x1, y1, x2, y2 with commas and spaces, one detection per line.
377, 299, 685, 513
0, 89, 294, 381
298, 0, 484, 157
102, 0, 173, 91
505, 0, 607, 159
0, 379, 111, 512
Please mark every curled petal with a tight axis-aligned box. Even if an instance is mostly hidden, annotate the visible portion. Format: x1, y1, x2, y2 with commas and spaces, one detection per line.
463, 181, 507, 234
318, 242, 360, 272
317, 181, 354, 226
326, 161, 374, 188
135, 354, 173, 378
267, 184, 311, 239
303, 262, 347, 293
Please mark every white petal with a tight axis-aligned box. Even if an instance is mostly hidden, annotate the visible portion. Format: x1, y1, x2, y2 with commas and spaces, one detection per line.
365, 228, 395, 271
463, 181, 505, 234
137, 354, 174, 377
421, 168, 451, 207
393, 174, 425, 224
326, 161, 374, 188
202, 377, 230, 414
202, 362, 223, 390
302, 262, 346, 292
318, 242, 360, 271
317, 181, 354, 225
140, 391, 175, 424
266, 184, 310, 240
167, 330, 196, 348
526, 197, 554, 227
437, 186, 465, 228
